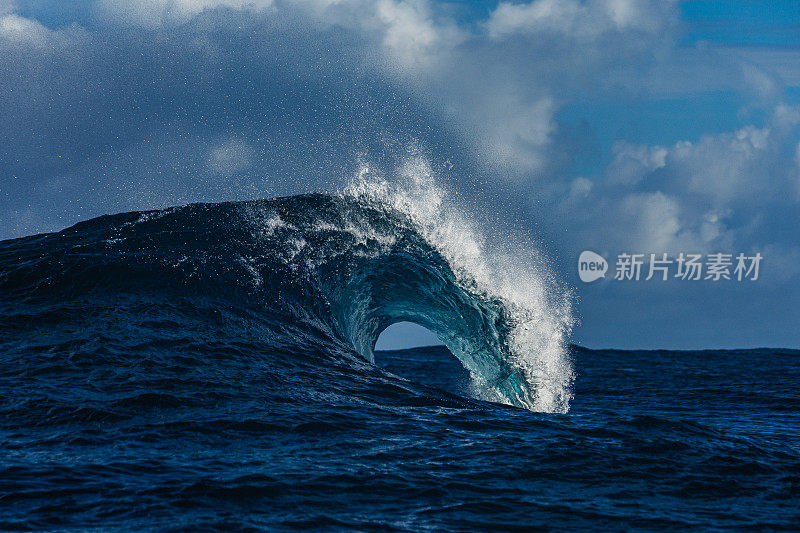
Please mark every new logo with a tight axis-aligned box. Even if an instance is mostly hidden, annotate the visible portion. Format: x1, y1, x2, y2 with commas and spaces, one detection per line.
578, 250, 608, 283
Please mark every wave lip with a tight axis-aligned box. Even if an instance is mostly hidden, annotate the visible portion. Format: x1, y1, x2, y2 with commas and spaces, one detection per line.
338, 159, 574, 412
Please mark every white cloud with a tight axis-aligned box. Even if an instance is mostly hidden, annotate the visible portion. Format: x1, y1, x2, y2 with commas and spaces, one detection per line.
560, 104, 800, 256
0, 14, 50, 45
35, 0, 693, 178
456, 91, 557, 173
207, 138, 256, 175
568, 177, 592, 200
561, 188, 734, 256
606, 142, 667, 185
617, 191, 682, 252
0, 0, 16, 16
673, 126, 772, 203
720, 47, 800, 92
374, 0, 454, 71
96, 0, 274, 28
643, 107, 798, 205
604, 106, 800, 204
0, 12, 89, 53
487, 0, 668, 41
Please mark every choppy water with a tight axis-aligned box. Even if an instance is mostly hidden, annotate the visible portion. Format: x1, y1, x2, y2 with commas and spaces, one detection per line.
1, 191, 798, 530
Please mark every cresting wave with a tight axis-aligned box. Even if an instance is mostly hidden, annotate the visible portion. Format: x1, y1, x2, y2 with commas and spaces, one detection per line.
342, 159, 575, 411
0, 164, 574, 412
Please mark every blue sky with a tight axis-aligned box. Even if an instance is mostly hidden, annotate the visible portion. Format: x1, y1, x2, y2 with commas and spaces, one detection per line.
2, 0, 800, 349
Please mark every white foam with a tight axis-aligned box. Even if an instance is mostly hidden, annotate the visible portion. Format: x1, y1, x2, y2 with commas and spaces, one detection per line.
343, 155, 575, 413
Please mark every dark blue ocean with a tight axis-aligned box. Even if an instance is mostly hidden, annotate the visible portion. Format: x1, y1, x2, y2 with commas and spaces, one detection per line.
1, 194, 798, 530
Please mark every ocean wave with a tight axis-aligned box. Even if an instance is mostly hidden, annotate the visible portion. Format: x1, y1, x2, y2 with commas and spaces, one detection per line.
0, 166, 573, 412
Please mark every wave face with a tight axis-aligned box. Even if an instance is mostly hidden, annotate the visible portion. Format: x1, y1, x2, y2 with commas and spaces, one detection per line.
0, 174, 573, 413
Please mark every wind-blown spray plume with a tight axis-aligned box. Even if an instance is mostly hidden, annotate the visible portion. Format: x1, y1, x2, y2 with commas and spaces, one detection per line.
343, 156, 575, 412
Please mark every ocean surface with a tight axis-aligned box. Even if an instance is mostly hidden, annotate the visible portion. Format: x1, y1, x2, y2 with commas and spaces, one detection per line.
1, 192, 798, 530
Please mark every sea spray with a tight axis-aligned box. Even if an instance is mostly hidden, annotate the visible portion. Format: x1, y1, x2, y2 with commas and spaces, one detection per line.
343, 155, 575, 412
